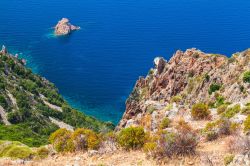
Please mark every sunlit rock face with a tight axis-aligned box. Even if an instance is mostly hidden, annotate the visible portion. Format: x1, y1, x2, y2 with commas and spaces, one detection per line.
54, 18, 80, 35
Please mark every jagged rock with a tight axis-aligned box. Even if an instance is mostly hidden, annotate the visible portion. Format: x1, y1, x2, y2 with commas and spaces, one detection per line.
54, 18, 80, 35
0, 45, 7, 55
154, 57, 166, 74
117, 48, 250, 131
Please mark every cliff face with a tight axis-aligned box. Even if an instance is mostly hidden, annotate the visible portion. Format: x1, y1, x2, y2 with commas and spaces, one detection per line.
117, 48, 250, 131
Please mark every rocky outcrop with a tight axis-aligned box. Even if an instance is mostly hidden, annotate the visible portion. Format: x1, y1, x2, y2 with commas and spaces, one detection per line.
0, 45, 7, 55
54, 18, 80, 35
49, 117, 74, 131
0, 105, 11, 125
117, 48, 250, 130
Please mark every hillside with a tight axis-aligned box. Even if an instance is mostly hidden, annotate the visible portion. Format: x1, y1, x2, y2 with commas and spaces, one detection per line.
0, 46, 113, 147
0, 48, 249, 166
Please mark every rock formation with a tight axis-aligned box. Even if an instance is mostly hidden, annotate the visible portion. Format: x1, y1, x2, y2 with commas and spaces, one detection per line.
0, 45, 7, 55
54, 18, 80, 35
117, 48, 250, 131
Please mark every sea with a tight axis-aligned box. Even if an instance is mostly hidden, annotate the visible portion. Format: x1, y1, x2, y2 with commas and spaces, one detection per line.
1, 0, 250, 124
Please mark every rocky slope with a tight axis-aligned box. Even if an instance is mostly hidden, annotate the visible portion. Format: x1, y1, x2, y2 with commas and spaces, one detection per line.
117, 48, 250, 131
0, 46, 113, 147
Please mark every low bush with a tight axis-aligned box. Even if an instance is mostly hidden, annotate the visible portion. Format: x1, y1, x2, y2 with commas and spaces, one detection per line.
117, 127, 146, 150
5, 145, 33, 159
244, 115, 250, 133
160, 117, 170, 129
204, 121, 218, 133
0, 95, 8, 109
143, 142, 157, 154
0, 124, 49, 147
218, 119, 231, 135
206, 131, 218, 141
241, 106, 250, 115
215, 94, 225, 107
217, 104, 228, 114
49, 128, 75, 152
174, 121, 198, 155
35, 147, 49, 159
148, 120, 198, 158
243, 71, 250, 83
170, 95, 182, 103
191, 103, 210, 120
209, 83, 221, 95
147, 105, 156, 114
0, 141, 34, 159
224, 154, 234, 165
222, 104, 241, 119
72, 128, 100, 150
203, 119, 238, 140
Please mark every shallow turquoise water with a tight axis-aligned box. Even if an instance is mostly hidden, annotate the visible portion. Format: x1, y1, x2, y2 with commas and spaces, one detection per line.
1, 0, 250, 123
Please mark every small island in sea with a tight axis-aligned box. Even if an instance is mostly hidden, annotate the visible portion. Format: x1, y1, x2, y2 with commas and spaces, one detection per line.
54, 18, 80, 36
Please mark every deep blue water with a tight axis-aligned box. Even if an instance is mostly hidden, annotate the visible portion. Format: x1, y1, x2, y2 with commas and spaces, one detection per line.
1, 0, 250, 124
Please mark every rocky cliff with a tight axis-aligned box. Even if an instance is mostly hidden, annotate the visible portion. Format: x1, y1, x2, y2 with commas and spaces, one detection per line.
117, 48, 250, 132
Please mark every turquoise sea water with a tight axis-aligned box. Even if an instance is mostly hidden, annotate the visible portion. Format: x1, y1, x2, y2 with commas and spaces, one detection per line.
1, 0, 250, 124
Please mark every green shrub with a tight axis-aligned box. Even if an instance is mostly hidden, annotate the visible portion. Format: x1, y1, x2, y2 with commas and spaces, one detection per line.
0, 95, 8, 109
117, 127, 146, 150
0, 124, 49, 147
72, 128, 100, 150
143, 142, 157, 153
204, 121, 218, 133
35, 147, 49, 159
217, 104, 228, 114
147, 105, 156, 114
21, 79, 38, 93
215, 95, 225, 107
49, 128, 75, 152
209, 83, 221, 95
243, 71, 250, 83
0, 141, 34, 159
191, 103, 210, 120
205, 74, 210, 82
206, 131, 218, 141
160, 117, 170, 129
244, 115, 250, 133
224, 154, 234, 165
5, 146, 33, 159
222, 104, 241, 119
241, 106, 250, 115
170, 95, 182, 103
